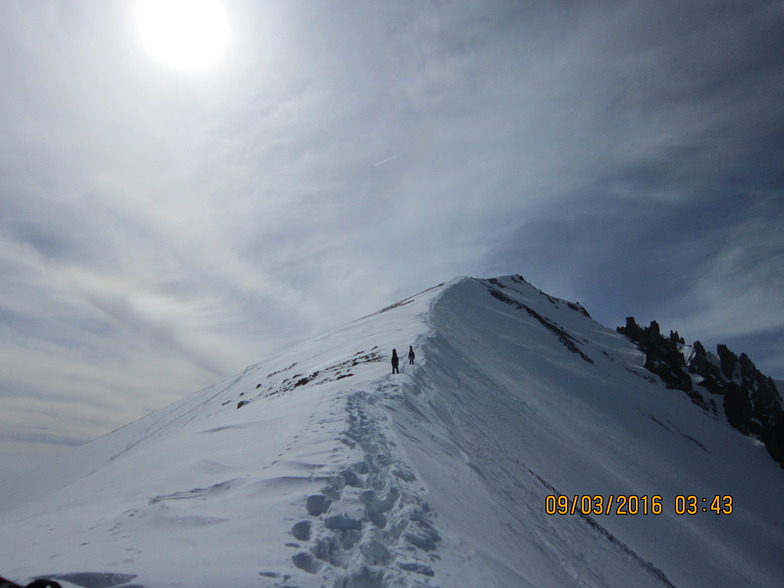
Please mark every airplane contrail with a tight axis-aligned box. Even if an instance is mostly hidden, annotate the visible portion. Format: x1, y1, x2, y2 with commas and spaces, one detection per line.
373, 153, 401, 167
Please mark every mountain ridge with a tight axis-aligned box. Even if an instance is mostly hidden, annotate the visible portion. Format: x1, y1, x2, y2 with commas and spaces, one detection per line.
1, 275, 782, 588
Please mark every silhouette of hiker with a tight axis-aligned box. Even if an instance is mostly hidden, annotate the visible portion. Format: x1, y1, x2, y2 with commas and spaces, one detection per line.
391, 349, 400, 374
408, 345, 415, 365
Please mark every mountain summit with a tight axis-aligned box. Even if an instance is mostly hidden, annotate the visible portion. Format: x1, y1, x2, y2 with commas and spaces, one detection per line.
1, 275, 782, 588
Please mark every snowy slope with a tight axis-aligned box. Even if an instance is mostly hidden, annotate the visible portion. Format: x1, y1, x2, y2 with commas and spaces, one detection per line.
0, 275, 782, 588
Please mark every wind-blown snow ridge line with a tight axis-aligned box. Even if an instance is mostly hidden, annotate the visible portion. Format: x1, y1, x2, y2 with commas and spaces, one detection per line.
515, 460, 676, 588
110, 364, 261, 461
360, 283, 445, 320
648, 417, 709, 454
488, 275, 591, 318
229, 350, 384, 410
267, 362, 298, 379
486, 286, 594, 364
149, 480, 236, 504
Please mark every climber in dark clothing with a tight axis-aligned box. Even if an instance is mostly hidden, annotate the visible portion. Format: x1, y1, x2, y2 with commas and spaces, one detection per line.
408, 345, 415, 365
391, 349, 400, 374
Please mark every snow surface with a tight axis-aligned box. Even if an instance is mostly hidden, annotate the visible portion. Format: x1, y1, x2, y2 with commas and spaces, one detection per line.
0, 275, 782, 588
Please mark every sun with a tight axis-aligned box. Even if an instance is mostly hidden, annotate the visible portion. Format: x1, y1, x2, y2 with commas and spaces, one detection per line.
135, 0, 230, 72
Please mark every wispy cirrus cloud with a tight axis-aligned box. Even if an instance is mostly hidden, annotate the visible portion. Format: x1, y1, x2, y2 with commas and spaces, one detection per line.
0, 0, 782, 479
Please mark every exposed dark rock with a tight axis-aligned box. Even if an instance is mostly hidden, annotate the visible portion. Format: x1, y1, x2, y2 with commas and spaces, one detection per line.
718, 344, 739, 380
567, 301, 592, 318
617, 318, 692, 393
488, 287, 594, 363
618, 317, 784, 468
40, 573, 136, 588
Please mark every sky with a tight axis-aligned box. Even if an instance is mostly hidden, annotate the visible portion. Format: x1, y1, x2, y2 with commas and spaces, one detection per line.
1, 0, 782, 482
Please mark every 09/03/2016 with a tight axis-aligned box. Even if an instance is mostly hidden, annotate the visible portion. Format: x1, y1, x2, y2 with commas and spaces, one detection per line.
545, 494, 733, 516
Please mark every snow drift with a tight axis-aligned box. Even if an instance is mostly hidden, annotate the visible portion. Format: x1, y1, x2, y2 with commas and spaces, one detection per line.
0, 275, 782, 588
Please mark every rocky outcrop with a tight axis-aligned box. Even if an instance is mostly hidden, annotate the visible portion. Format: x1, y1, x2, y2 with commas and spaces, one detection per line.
616, 318, 707, 408
618, 317, 784, 467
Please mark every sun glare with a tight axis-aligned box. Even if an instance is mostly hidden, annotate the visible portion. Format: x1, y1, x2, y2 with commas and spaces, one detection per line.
135, 0, 230, 72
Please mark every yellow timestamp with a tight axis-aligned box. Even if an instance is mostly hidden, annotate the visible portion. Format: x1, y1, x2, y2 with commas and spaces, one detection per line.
545, 494, 734, 516
674, 494, 733, 515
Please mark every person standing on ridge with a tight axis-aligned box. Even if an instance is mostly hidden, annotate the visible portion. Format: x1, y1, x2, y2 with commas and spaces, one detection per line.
391, 349, 400, 374
408, 345, 415, 365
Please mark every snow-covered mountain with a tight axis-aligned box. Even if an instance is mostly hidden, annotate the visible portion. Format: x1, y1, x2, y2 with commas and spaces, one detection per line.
1, 275, 782, 588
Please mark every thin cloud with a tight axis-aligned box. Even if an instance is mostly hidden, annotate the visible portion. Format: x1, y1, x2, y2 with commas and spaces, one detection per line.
0, 0, 782, 480
373, 153, 401, 167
